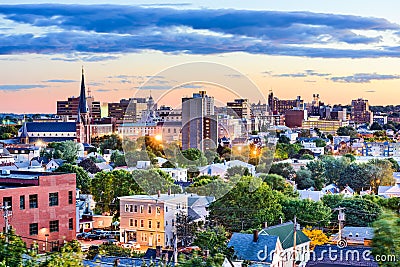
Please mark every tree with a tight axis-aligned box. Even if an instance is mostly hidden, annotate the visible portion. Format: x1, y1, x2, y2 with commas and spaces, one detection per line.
47, 141, 80, 163
314, 138, 326, 148
55, 164, 91, 193
131, 169, 181, 195
306, 160, 326, 190
338, 197, 382, 226
321, 156, 350, 185
367, 159, 396, 192
78, 158, 101, 174
278, 135, 290, 144
161, 161, 176, 168
258, 174, 286, 191
91, 170, 143, 214
372, 211, 400, 267
204, 150, 220, 164
0, 230, 25, 267
336, 126, 358, 138
343, 153, 356, 162
295, 168, 314, 190
302, 226, 328, 250
176, 211, 201, 247
300, 154, 314, 160
370, 122, 383, 130
110, 151, 127, 167
387, 158, 400, 172
177, 148, 207, 167
42, 241, 84, 266
193, 226, 228, 256
267, 162, 296, 180
321, 194, 344, 210
225, 166, 250, 178
92, 134, 122, 151
208, 176, 284, 231
282, 199, 331, 227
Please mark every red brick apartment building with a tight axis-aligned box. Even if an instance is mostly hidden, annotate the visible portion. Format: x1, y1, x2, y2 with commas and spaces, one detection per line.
0, 170, 76, 252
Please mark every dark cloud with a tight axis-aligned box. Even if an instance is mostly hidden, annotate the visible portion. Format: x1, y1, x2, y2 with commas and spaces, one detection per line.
0, 4, 398, 58
330, 73, 400, 83
0, 84, 48, 91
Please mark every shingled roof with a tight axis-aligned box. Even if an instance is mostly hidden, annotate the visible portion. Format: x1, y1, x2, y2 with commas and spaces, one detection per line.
259, 222, 310, 250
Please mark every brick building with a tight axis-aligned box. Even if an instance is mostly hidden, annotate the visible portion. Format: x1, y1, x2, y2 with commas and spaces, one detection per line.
0, 171, 76, 252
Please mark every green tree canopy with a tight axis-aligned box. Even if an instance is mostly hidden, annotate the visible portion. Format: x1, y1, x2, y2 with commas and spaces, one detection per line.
55, 164, 91, 193
208, 176, 284, 231
282, 199, 332, 227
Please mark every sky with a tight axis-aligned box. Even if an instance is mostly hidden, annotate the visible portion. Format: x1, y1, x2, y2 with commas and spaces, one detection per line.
1, 0, 400, 113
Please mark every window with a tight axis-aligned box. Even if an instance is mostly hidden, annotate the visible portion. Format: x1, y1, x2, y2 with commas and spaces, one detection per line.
20, 196, 25, 210
49, 193, 59, 206
125, 204, 129, 212
165, 206, 168, 212
157, 221, 161, 229
69, 218, 74, 230
3, 197, 12, 211
29, 194, 38, 209
129, 205, 133, 212
29, 223, 38, 235
134, 220, 138, 227
68, 191, 73, 205
134, 205, 138, 212
172, 219, 175, 227
50, 220, 59, 232
148, 205, 152, 214
130, 219, 134, 227
140, 205, 144, 214
156, 206, 161, 215
148, 220, 152, 229
140, 220, 144, 228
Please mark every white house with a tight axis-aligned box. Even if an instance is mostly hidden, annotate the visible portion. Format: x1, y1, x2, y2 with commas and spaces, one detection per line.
46, 159, 65, 171
301, 141, 325, 156
137, 161, 151, 169
340, 185, 355, 197
198, 160, 256, 178
160, 168, 187, 182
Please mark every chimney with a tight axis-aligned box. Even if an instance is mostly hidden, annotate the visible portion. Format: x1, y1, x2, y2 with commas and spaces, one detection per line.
253, 230, 259, 242
158, 190, 161, 198
264, 222, 268, 228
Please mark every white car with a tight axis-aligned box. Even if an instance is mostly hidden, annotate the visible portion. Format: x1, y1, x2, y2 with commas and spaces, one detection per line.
122, 241, 140, 250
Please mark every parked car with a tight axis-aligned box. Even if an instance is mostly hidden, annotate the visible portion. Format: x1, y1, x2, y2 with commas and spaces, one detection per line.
84, 234, 102, 241
76, 233, 90, 240
122, 241, 141, 250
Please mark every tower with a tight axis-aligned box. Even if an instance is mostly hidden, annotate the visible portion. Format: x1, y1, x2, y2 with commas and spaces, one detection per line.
76, 67, 91, 144
20, 122, 29, 144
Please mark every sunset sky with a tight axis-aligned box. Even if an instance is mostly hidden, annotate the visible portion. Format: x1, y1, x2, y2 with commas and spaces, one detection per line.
1, 0, 400, 113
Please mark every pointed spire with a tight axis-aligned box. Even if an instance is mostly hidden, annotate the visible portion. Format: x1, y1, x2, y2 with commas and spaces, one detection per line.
20, 122, 28, 138
78, 66, 89, 114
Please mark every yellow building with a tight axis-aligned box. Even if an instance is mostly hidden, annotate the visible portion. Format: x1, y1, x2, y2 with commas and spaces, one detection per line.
302, 117, 349, 135
119, 194, 188, 248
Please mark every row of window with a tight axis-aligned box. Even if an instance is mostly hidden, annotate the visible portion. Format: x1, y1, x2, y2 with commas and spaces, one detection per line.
28, 133, 75, 137
140, 232, 161, 243
124, 203, 185, 214
3, 191, 74, 210
124, 204, 161, 214
29, 218, 74, 235
129, 219, 162, 229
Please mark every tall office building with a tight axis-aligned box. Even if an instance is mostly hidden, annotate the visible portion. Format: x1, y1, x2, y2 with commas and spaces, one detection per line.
182, 91, 217, 151
227, 99, 250, 119
351, 98, 373, 124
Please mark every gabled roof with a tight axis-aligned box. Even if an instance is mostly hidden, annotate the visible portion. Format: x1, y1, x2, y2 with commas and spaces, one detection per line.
341, 185, 355, 194
188, 207, 202, 221
22, 122, 77, 133
378, 186, 392, 194
259, 222, 310, 250
228, 233, 278, 263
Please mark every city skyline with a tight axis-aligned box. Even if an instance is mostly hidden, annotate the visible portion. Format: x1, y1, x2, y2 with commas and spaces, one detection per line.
2, 1, 400, 113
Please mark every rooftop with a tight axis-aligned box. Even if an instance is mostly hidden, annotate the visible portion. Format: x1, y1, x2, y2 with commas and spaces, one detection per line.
119, 193, 188, 202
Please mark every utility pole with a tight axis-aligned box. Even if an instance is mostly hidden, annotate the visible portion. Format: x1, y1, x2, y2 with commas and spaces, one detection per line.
293, 216, 297, 267
335, 207, 346, 242
1, 205, 11, 243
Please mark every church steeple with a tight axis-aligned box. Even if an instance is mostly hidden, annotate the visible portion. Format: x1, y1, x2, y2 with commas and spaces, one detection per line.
78, 66, 89, 114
